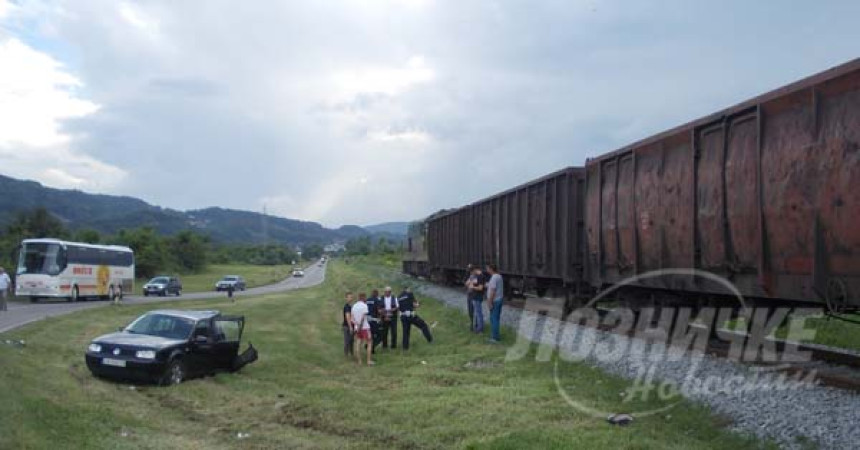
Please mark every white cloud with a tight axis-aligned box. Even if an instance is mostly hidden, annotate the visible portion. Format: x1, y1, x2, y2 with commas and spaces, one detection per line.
118, 2, 160, 37
367, 128, 431, 143
0, 35, 125, 190
330, 56, 435, 100
0, 38, 99, 147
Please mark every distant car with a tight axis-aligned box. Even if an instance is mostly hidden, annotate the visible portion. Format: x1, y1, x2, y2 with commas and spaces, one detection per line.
85, 309, 258, 385
215, 275, 246, 292
142, 276, 182, 297
292, 269, 304, 277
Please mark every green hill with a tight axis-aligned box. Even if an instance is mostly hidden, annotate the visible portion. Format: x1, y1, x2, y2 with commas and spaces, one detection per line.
0, 174, 395, 245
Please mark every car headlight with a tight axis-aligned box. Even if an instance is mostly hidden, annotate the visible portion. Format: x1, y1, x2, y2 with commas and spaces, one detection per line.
88, 343, 102, 353
135, 350, 157, 359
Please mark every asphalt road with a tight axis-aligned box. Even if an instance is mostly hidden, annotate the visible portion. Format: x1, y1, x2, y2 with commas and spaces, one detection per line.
0, 261, 327, 334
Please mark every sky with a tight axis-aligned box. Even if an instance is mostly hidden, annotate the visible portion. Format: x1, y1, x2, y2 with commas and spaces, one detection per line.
0, 0, 858, 227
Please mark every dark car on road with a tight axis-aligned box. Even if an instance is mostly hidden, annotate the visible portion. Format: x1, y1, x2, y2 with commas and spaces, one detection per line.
85, 310, 258, 385
142, 276, 182, 297
215, 275, 246, 292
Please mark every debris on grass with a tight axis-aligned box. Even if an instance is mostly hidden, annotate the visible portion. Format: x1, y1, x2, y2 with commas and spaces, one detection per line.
421, 360, 427, 365
463, 359, 500, 369
607, 413, 634, 426
236, 432, 251, 439
3, 339, 26, 348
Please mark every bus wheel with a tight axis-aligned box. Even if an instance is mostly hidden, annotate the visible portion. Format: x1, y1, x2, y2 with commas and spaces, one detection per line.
70, 286, 79, 303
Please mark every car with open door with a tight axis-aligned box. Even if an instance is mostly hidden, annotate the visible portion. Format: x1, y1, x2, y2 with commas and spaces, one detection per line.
84, 309, 258, 385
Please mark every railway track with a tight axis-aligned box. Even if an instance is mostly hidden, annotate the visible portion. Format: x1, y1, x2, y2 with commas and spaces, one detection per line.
581, 305, 860, 392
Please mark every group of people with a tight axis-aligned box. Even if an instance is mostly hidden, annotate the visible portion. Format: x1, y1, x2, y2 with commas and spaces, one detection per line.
464, 263, 504, 343
341, 286, 434, 365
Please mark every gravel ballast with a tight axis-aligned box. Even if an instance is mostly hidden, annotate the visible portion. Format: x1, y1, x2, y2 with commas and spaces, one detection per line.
401, 277, 860, 450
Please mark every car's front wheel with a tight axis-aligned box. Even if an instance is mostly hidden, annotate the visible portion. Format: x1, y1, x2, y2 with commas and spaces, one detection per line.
161, 359, 185, 386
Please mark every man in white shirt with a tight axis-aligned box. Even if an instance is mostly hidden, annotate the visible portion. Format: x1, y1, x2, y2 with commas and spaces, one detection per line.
351, 293, 374, 366
379, 286, 399, 349
0, 267, 11, 312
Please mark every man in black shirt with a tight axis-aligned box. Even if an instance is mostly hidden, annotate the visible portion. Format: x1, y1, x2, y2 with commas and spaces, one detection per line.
342, 292, 354, 357
463, 264, 475, 329
398, 286, 433, 350
467, 266, 486, 333
366, 289, 382, 353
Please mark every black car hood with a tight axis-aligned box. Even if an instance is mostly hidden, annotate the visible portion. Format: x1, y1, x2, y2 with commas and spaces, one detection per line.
93, 332, 186, 349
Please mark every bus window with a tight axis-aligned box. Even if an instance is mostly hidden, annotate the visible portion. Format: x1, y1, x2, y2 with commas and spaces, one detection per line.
17, 243, 67, 276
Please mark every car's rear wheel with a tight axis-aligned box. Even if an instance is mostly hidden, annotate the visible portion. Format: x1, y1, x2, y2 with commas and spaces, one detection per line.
161, 359, 185, 386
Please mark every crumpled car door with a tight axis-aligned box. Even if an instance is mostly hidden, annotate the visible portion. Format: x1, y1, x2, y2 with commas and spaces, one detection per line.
213, 315, 258, 372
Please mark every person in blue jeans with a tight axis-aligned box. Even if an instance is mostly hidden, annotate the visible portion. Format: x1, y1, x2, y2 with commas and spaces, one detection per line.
485, 264, 504, 343
467, 266, 485, 333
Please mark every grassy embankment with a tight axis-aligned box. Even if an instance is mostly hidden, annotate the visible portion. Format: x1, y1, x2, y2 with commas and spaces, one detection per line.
0, 259, 773, 449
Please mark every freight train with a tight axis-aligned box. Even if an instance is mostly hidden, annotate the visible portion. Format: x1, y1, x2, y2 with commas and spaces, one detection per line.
403, 58, 860, 315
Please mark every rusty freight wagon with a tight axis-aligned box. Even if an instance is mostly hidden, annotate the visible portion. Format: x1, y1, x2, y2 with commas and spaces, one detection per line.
585, 59, 860, 312
402, 220, 431, 278
426, 167, 586, 297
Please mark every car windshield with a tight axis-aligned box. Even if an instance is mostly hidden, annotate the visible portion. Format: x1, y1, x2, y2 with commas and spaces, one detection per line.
149, 277, 169, 284
125, 313, 194, 340
222, 276, 238, 281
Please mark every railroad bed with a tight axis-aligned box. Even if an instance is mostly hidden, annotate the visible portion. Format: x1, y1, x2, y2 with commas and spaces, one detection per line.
405, 277, 860, 450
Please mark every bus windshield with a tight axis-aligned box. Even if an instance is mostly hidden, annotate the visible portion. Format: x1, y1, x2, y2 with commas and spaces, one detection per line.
17, 243, 66, 276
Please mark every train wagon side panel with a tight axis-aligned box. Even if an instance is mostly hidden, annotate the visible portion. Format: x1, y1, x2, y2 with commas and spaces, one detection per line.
427, 168, 586, 286
585, 59, 860, 307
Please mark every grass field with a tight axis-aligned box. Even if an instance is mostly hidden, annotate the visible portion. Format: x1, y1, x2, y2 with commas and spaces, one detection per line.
0, 260, 773, 449
136, 263, 300, 293
727, 311, 860, 352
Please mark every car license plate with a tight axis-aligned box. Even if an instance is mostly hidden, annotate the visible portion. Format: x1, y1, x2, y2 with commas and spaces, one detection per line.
102, 358, 126, 367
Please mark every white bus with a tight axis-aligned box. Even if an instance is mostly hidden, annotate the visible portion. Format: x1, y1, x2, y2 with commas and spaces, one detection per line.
15, 238, 135, 302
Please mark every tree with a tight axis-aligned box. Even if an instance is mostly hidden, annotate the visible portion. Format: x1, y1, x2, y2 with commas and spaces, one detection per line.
302, 243, 324, 260
345, 236, 372, 256
74, 229, 101, 244
168, 230, 208, 272
115, 227, 168, 279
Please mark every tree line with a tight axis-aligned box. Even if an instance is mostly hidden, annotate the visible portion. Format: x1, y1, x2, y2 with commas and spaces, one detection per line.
0, 208, 325, 279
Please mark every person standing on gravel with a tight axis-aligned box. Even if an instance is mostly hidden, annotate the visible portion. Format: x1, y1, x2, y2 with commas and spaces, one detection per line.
463, 264, 475, 329
485, 264, 504, 343
0, 267, 11, 312
467, 266, 485, 333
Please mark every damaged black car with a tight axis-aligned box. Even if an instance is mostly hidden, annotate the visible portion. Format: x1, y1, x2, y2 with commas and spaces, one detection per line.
85, 309, 258, 385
